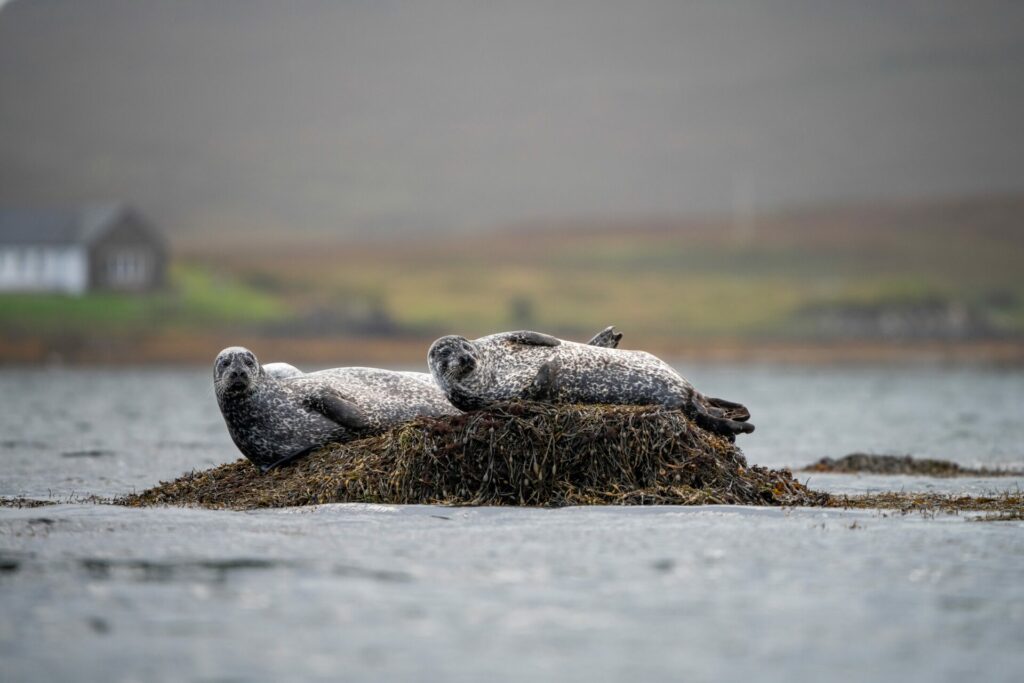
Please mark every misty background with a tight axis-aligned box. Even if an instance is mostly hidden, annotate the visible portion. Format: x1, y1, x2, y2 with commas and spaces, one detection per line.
1, 0, 1023, 363
2, 0, 1023, 236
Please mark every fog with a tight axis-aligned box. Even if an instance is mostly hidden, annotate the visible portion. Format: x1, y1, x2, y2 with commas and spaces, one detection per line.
2, 0, 1023, 235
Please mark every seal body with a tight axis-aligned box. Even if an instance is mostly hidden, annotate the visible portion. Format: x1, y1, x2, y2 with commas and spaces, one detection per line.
262, 361, 432, 383
215, 347, 458, 470
428, 331, 753, 437
262, 362, 304, 379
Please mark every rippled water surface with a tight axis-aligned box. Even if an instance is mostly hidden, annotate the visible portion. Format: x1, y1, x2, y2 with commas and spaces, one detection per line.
1, 364, 1022, 498
1, 364, 1023, 682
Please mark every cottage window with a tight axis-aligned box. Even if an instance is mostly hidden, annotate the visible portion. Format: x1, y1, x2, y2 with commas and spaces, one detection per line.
106, 250, 149, 285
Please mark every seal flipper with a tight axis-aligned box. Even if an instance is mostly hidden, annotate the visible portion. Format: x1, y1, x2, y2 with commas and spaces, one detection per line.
446, 384, 490, 412
260, 444, 320, 473
691, 401, 755, 436
305, 388, 371, 430
504, 331, 561, 347
523, 359, 560, 400
703, 396, 751, 422
667, 394, 755, 437
587, 326, 622, 349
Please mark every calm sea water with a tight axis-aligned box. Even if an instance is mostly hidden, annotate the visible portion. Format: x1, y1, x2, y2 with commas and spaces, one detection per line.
1, 364, 1022, 499
1, 364, 1023, 682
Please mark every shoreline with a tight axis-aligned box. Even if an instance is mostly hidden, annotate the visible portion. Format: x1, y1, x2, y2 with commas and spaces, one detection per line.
2, 335, 1023, 367
5, 493, 1022, 521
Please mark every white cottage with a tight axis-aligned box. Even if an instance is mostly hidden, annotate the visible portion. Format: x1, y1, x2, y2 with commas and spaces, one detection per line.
0, 204, 167, 295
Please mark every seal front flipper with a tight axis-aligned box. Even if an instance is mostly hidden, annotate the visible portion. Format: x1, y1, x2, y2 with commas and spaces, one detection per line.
523, 359, 560, 400
503, 330, 561, 347
586, 326, 622, 349
446, 384, 490, 412
304, 388, 371, 430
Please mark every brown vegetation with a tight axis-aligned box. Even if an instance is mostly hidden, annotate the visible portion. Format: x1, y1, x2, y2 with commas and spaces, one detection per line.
0, 497, 57, 508
804, 453, 1024, 477
120, 402, 824, 510
830, 492, 1024, 521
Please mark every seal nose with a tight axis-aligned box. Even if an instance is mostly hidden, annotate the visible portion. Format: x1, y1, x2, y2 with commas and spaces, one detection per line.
227, 367, 250, 386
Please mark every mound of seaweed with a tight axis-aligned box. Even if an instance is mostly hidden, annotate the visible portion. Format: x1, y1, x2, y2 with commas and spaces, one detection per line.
121, 402, 827, 510
803, 453, 1024, 477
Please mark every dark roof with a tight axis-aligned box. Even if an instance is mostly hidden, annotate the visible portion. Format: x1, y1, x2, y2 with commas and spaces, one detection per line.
0, 203, 142, 246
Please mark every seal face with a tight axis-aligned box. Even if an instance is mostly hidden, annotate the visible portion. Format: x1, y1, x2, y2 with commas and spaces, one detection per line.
427, 330, 754, 437
214, 346, 459, 471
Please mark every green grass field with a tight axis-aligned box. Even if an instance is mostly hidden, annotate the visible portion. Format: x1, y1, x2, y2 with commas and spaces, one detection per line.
0, 264, 285, 335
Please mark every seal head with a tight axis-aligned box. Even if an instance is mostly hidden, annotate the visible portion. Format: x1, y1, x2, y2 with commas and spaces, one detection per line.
214, 346, 263, 394
427, 335, 479, 383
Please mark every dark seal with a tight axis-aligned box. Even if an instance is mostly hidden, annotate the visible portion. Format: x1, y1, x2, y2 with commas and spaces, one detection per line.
427, 330, 753, 437
214, 346, 459, 471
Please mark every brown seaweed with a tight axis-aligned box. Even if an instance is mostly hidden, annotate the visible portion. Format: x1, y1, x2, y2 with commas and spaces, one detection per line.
120, 402, 824, 510
803, 453, 1024, 477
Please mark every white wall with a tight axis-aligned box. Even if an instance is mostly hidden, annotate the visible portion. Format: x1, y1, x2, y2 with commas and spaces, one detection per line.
0, 246, 88, 295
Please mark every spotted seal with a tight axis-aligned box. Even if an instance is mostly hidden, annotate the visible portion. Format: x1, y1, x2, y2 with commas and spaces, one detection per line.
215, 328, 621, 471
427, 330, 754, 437
214, 347, 459, 471
258, 327, 620, 383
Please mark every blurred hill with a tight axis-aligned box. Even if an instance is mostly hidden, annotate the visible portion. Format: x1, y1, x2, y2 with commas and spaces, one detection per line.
3, 1, 1023, 363
1, 194, 1022, 364
2, 0, 1024, 238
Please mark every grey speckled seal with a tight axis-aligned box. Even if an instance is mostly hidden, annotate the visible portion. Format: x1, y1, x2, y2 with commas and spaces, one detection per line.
258, 326, 621, 383
214, 347, 459, 471
428, 329, 754, 437
218, 327, 622, 470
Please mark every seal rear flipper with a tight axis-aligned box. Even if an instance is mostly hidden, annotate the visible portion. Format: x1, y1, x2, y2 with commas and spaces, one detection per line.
504, 331, 562, 347
305, 389, 371, 430
260, 444, 320, 473
586, 326, 622, 349
704, 396, 751, 422
680, 399, 755, 437
692, 401, 757, 438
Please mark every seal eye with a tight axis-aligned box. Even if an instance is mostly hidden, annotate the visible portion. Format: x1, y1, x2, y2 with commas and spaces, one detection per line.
244, 357, 255, 368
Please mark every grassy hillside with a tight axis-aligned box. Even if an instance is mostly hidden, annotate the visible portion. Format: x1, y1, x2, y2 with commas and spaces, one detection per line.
2, 196, 1023, 362
182, 196, 1024, 340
